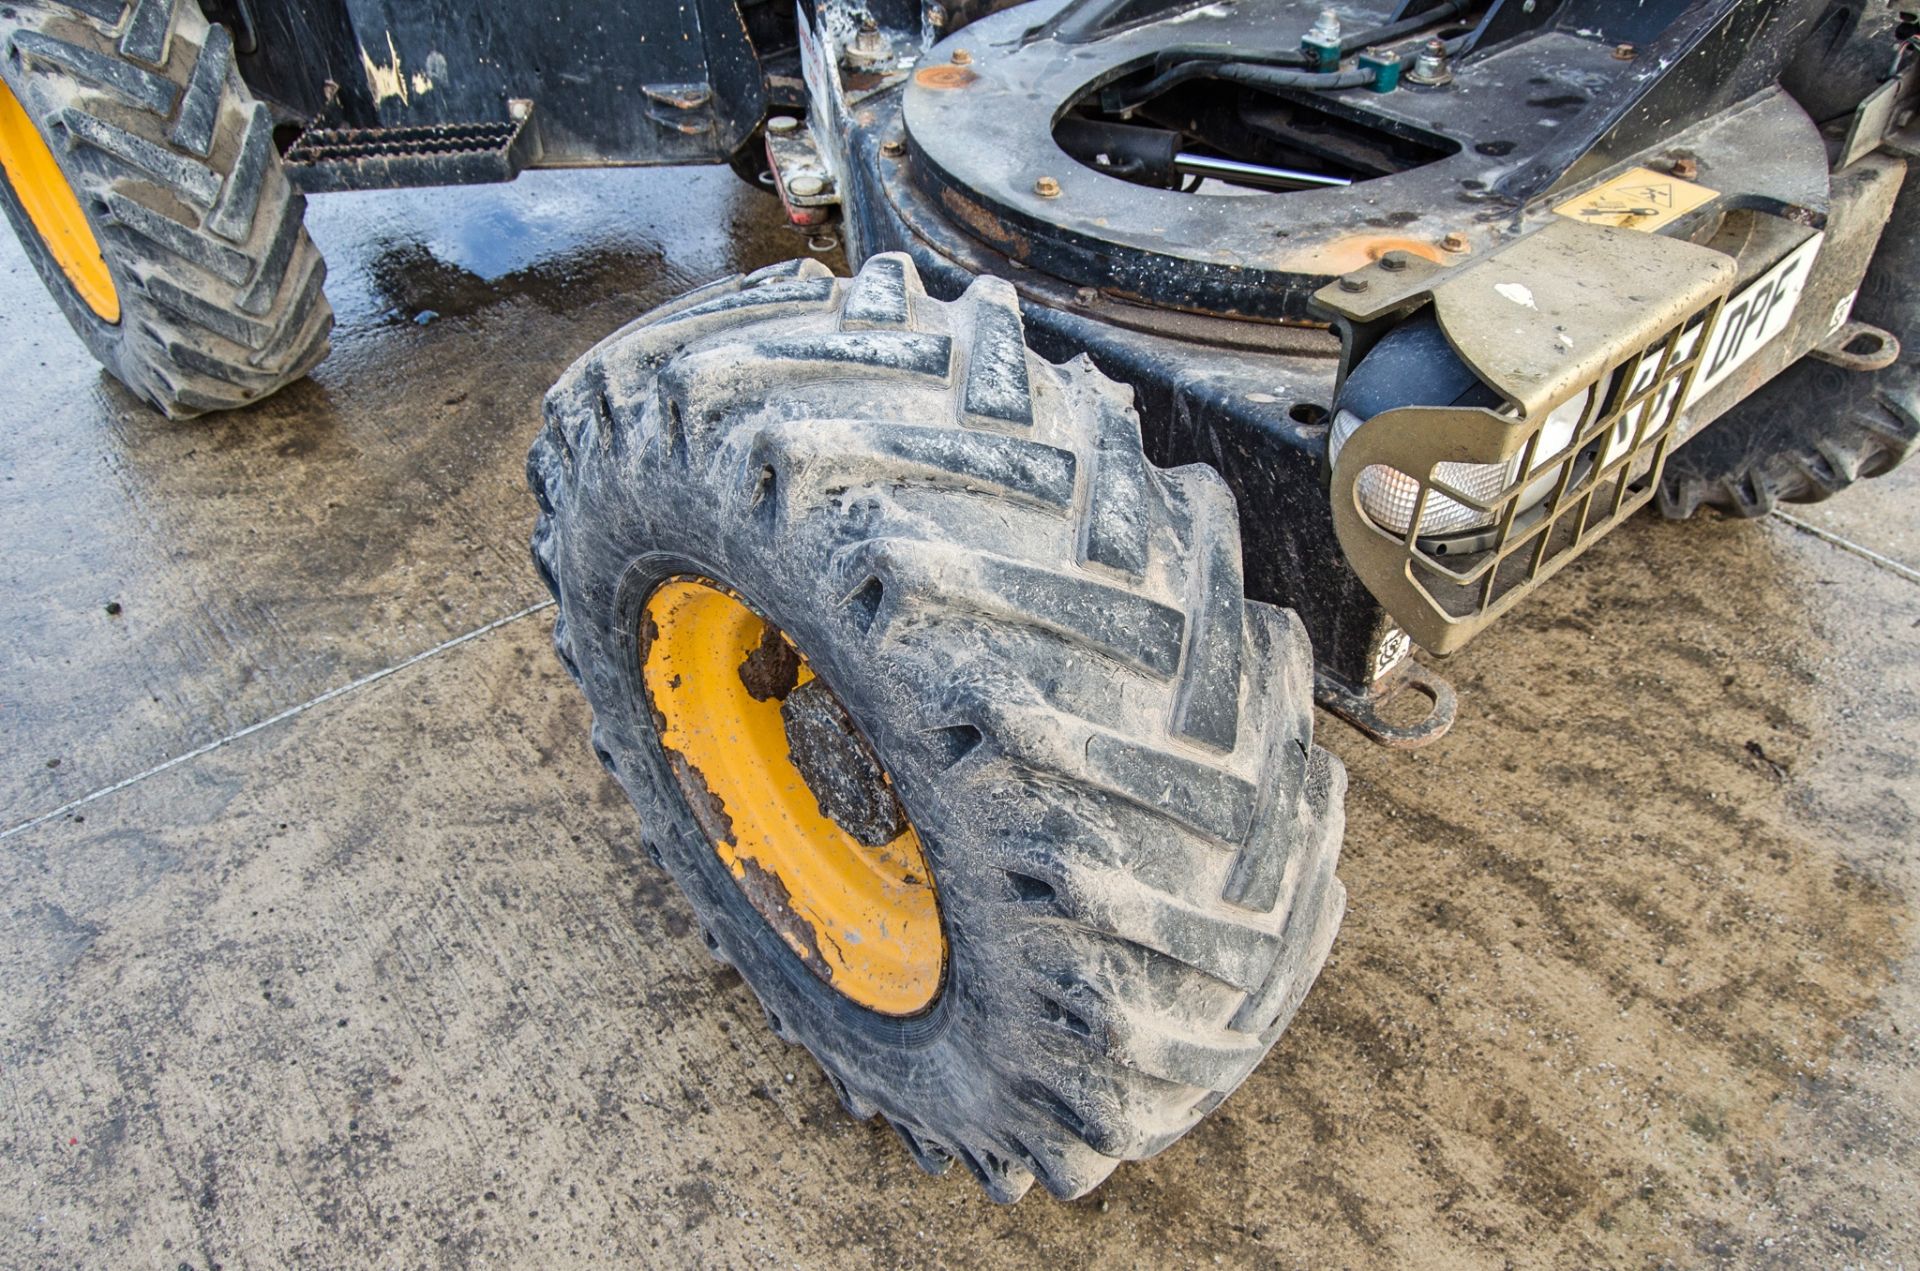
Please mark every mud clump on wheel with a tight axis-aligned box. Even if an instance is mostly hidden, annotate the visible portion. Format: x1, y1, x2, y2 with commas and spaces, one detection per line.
0, 2, 331, 417
528, 251, 1347, 1201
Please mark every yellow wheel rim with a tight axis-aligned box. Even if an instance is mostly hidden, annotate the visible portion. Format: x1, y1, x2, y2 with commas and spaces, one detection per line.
641, 577, 945, 1015
0, 75, 118, 322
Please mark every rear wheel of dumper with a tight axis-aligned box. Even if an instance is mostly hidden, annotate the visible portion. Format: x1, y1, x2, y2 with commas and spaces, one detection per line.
1660, 167, 1918, 518
527, 252, 1348, 1201
0, 1, 331, 418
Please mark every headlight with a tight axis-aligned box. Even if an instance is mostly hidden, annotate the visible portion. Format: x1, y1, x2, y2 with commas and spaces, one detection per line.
1328, 387, 1592, 538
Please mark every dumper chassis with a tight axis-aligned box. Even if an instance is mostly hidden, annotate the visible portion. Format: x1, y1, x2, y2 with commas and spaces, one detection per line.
3, 0, 1915, 1201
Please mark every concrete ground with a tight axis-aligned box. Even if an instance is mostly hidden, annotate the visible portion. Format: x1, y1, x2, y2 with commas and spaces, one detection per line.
2, 165, 1916, 1270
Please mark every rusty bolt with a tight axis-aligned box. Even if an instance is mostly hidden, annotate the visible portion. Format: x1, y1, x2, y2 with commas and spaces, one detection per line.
951, 47, 972, 65
1380, 251, 1410, 272
1408, 38, 1452, 86
1613, 42, 1637, 60
1670, 156, 1698, 180
881, 138, 906, 157
1034, 175, 1062, 198
768, 114, 800, 134
1074, 286, 1099, 306
1441, 232, 1470, 253
1339, 276, 1369, 294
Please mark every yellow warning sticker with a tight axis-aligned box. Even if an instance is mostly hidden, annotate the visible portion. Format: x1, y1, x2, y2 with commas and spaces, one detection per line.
1553, 166, 1719, 232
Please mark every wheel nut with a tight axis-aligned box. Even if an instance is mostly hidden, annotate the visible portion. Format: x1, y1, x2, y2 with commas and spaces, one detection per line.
951, 48, 972, 65
768, 115, 800, 134
881, 138, 906, 157
1034, 175, 1061, 198
1441, 232, 1469, 253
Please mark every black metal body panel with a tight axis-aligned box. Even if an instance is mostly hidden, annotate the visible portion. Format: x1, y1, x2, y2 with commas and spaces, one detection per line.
203, 0, 377, 122
899, 0, 1828, 322
1499, 0, 1829, 199
824, 0, 1869, 683
219, 0, 771, 169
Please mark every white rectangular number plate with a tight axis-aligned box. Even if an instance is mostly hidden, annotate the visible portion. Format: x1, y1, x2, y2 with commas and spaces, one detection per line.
1684, 232, 1824, 406
1616, 233, 1826, 447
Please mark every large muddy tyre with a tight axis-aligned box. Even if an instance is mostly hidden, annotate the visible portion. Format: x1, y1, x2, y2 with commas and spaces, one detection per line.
0, 0, 331, 419
527, 252, 1346, 1201
1659, 168, 1918, 519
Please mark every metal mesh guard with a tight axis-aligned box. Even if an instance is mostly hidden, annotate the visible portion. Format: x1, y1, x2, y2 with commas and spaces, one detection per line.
1353, 294, 1725, 649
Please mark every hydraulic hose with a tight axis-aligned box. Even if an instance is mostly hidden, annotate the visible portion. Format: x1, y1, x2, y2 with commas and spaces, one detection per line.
1103, 57, 1357, 109
1340, 0, 1469, 52
1100, 2, 1477, 111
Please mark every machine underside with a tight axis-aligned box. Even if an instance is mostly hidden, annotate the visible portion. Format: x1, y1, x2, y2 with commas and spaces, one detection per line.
116, 0, 1920, 740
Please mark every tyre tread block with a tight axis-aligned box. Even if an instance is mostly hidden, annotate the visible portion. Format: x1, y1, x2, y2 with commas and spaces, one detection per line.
12, 29, 175, 114
58, 106, 220, 206
763, 421, 1078, 510
1104, 1013, 1270, 1091
1168, 489, 1244, 753
1055, 864, 1279, 991
164, 337, 272, 388
653, 275, 836, 327
1082, 396, 1151, 574
246, 256, 329, 369
1231, 834, 1345, 1038
166, 21, 230, 157
962, 289, 1034, 426
205, 101, 271, 241
863, 538, 1184, 676
53, 0, 127, 23
141, 271, 271, 347
117, 0, 171, 64
745, 331, 952, 380
237, 189, 306, 315
1084, 731, 1255, 844
102, 189, 249, 284
839, 252, 913, 328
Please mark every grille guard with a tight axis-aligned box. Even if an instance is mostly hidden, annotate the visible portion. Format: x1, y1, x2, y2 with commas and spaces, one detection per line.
1317, 220, 1736, 655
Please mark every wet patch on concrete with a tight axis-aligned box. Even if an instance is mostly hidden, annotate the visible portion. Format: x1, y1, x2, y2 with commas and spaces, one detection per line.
0, 165, 843, 826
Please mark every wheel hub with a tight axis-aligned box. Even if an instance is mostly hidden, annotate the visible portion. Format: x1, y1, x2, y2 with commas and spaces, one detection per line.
639, 577, 944, 1016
